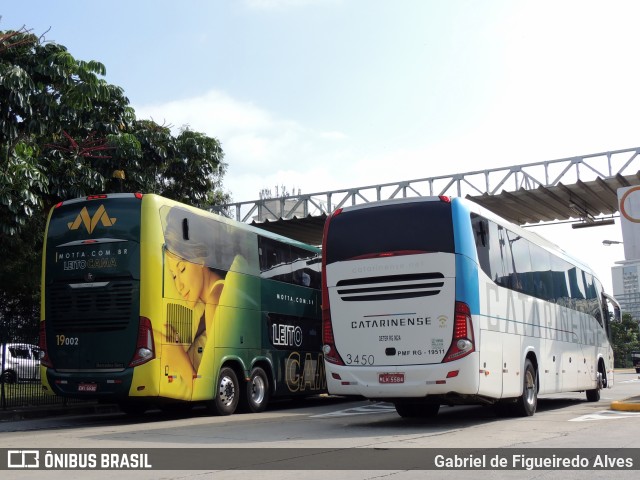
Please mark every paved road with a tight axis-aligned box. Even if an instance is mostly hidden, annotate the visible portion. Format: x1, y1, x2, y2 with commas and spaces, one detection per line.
1, 371, 639, 480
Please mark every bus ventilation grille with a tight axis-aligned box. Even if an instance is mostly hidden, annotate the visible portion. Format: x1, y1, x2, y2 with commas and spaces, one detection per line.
166, 303, 193, 345
335, 272, 445, 301
47, 281, 137, 331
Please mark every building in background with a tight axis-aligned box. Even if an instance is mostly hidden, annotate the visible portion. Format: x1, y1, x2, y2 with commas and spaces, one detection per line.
611, 261, 640, 321
611, 186, 640, 322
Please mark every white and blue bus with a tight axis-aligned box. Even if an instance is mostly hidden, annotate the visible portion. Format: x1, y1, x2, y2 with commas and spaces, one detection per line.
321, 196, 619, 418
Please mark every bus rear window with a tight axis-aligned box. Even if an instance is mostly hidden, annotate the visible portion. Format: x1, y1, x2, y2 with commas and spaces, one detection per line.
325, 201, 454, 264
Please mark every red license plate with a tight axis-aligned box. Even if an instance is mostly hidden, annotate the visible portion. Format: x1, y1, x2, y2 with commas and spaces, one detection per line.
78, 383, 97, 392
379, 373, 405, 384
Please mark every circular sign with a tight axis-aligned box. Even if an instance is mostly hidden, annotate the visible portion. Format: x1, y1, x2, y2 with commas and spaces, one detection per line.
620, 186, 640, 223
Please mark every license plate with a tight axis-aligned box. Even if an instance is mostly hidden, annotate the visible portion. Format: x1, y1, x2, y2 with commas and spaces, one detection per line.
78, 383, 97, 392
379, 373, 405, 384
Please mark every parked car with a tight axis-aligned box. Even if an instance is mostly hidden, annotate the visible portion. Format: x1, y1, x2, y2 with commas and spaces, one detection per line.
632, 351, 640, 374
0, 343, 41, 383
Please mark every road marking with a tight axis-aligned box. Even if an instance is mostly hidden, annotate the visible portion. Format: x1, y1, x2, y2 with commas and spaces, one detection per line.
312, 402, 396, 418
569, 410, 640, 422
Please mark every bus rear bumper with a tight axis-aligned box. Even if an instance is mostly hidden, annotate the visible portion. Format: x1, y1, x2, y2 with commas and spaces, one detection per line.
44, 369, 135, 399
325, 354, 481, 399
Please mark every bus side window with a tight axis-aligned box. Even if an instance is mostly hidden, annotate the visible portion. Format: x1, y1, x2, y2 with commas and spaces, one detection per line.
491, 222, 514, 289
471, 214, 491, 278
529, 244, 552, 301
550, 256, 572, 306
584, 273, 601, 323
291, 247, 321, 288
182, 218, 189, 240
258, 236, 293, 283
599, 293, 609, 330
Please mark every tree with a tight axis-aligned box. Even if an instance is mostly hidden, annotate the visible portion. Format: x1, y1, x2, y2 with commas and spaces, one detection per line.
1, 27, 135, 234
0, 213, 43, 344
0, 26, 229, 341
102, 120, 229, 209
611, 313, 640, 368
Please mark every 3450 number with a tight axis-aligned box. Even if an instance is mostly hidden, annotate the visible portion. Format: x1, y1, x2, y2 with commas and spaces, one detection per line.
345, 354, 375, 365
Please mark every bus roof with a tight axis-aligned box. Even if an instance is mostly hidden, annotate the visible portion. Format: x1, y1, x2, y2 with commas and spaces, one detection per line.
331, 195, 599, 282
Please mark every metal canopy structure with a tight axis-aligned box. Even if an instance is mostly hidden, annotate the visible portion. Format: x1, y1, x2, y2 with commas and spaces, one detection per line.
219, 147, 640, 245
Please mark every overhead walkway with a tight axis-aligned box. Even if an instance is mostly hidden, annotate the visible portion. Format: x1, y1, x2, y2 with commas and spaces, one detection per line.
218, 147, 640, 245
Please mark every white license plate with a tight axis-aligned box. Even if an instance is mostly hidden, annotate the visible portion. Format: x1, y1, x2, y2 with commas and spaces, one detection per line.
78, 383, 97, 392
378, 373, 405, 384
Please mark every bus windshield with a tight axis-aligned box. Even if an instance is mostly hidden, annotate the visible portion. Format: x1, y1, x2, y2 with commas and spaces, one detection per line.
45, 196, 141, 282
325, 200, 454, 265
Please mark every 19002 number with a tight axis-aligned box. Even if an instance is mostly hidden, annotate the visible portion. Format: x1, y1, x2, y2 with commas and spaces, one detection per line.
345, 354, 375, 365
56, 335, 79, 346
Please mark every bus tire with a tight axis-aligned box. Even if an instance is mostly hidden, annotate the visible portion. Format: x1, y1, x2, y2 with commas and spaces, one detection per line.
515, 359, 537, 417
241, 367, 270, 413
394, 402, 440, 418
586, 365, 605, 402
1, 369, 17, 384
210, 366, 239, 416
586, 388, 600, 402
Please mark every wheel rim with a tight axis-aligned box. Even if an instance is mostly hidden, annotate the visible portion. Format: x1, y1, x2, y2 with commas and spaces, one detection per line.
250, 375, 266, 405
524, 369, 536, 407
218, 375, 236, 406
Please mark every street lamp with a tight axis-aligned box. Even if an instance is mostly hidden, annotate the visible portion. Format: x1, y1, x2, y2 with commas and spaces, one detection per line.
603, 240, 623, 246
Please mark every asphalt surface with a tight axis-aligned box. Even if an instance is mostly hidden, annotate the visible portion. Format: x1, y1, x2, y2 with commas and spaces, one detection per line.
1, 370, 639, 421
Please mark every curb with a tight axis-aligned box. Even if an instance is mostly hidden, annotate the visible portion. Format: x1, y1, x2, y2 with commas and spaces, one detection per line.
611, 398, 640, 412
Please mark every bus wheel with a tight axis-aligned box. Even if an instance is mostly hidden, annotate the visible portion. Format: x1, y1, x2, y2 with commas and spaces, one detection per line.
586, 365, 605, 402
515, 359, 537, 417
211, 366, 239, 416
394, 402, 440, 418
1, 369, 17, 384
241, 367, 270, 413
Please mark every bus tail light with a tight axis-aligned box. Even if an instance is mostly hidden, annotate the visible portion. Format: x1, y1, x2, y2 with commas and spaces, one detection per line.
443, 301, 475, 363
129, 316, 156, 367
39, 321, 54, 368
322, 308, 344, 365
321, 214, 345, 366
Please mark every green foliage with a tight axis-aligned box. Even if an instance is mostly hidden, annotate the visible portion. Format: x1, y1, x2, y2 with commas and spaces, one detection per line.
103, 121, 229, 209
0, 214, 43, 344
0, 26, 230, 340
1, 27, 135, 230
611, 313, 640, 368
0, 140, 47, 235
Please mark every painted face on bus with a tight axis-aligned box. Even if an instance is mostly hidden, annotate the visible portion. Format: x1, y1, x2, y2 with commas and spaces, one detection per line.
166, 251, 205, 308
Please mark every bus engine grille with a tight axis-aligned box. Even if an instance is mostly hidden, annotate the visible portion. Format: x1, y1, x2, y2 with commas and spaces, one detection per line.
47, 281, 138, 331
336, 272, 445, 301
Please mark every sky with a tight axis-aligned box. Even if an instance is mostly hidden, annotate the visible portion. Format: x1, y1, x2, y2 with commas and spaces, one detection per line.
2, 0, 638, 293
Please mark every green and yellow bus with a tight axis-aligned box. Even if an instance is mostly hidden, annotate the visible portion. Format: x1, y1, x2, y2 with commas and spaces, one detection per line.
39, 193, 325, 415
